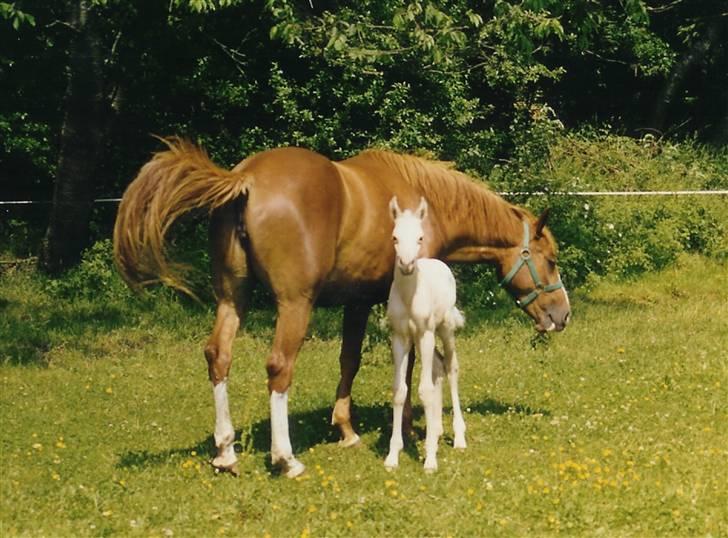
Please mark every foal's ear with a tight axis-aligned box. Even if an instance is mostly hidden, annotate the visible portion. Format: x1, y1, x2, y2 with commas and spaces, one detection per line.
535, 208, 551, 239
389, 196, 402, 221
416, 196, 428, 220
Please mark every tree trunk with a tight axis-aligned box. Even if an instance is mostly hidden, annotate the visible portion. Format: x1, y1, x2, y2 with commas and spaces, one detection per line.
39, 0, 105, 274
650, 19, 721, 133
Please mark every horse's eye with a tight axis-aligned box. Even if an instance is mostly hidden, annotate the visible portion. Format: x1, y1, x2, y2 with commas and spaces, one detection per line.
392, 236, 397, 244
418, 236, 424, 243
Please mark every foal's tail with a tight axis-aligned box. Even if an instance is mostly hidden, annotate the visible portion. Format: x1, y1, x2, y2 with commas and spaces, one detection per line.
449, 306, 465, 330
113, 137, 251, 297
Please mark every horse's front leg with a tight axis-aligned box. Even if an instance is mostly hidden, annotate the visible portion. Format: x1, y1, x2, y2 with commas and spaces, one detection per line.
332, 304, 371, 447
416, 330, 440, 472
385, 332, 412, 470
267, 299, 312, 478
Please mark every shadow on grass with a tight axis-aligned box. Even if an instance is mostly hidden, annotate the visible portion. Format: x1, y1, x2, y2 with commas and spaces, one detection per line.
117, 397, 549, 472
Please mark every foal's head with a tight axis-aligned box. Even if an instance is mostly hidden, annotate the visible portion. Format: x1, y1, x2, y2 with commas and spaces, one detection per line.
389, 196, 428, 276
498, 209, 571, 332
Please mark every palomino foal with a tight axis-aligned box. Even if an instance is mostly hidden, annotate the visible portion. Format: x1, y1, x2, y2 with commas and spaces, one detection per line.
385, 196, 466, 472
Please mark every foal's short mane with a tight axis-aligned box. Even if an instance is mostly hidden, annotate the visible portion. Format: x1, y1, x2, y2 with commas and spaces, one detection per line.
362, 150, 534, 246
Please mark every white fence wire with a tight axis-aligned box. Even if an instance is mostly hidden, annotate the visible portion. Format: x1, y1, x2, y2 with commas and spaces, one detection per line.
1, 190, 727, 206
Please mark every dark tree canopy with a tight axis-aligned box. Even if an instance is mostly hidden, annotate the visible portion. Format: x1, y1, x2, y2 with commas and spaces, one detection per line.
0, 0, 726, 270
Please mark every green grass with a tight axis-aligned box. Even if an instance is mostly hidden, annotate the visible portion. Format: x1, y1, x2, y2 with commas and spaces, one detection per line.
1, 254, 726, 537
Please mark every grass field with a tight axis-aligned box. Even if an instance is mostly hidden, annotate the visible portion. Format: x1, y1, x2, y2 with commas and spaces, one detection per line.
1, 254, 726, 537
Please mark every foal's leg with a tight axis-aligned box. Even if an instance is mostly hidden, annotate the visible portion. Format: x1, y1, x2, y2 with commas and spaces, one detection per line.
332, 304, 371, 447
385, 332, 412, 469
267, 299, 312, 478
403, 347, 416, 438
416, 329, 440, 472
438, 327, 466, 449
432, 349, 445, 439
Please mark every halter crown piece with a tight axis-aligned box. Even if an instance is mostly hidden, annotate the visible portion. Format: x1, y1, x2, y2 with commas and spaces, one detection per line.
499, 220, 564, 309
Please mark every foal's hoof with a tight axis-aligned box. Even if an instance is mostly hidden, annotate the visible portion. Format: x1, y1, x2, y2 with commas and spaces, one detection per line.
454, 438, 467, 450
273, 456, 306, 479
338, 433, 361, 448
212, 453, 239, 476
212, 461, 240, 477
423, 460, 438, 474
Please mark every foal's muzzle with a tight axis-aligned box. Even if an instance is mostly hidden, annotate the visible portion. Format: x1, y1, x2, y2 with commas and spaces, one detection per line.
398, 260, 416, 275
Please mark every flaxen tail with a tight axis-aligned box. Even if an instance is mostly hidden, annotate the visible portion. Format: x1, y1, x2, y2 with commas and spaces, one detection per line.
113, 137, 251, 297
449, 306, 465, 330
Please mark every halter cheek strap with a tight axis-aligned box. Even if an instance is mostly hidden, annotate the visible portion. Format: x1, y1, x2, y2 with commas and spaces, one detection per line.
499, 221, 563, 309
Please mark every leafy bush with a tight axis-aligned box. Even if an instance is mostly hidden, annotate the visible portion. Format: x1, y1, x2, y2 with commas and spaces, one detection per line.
486, 128, 728, 287
46, 239, 132, 302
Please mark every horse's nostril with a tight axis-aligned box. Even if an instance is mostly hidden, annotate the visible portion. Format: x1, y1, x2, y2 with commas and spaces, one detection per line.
564, 311, 571, 325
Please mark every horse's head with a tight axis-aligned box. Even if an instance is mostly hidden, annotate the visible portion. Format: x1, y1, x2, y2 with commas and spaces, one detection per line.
498, 209, 571, 332
389, 196, 427, 276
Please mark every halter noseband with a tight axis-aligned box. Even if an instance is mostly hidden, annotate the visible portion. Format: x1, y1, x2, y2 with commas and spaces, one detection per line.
499, 220, 563, 309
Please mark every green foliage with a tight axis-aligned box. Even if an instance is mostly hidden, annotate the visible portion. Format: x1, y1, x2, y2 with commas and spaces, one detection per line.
488, 128, 728, 286
46, 239, 129, 302
0, 2, 35, 29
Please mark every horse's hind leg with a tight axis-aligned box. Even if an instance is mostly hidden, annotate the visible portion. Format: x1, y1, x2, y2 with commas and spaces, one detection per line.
267, 298, 312, 478
332, 304, 371, 447
206, 299, 245, 472
206, 207, 251, 473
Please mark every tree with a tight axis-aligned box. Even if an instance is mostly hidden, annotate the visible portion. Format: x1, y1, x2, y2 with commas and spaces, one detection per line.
38, 0, 106, 273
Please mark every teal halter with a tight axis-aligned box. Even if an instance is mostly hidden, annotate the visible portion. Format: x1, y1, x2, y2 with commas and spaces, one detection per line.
499, 221, 564, 309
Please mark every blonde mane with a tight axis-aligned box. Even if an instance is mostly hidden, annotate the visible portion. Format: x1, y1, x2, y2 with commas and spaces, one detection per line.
362, 150, 534, 246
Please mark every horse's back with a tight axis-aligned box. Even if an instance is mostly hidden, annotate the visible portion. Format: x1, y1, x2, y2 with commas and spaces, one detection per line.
233, 147, 345, 298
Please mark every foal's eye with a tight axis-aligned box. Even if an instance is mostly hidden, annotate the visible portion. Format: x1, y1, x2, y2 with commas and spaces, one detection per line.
418, 236, 424, 244
392, 236, 398, 244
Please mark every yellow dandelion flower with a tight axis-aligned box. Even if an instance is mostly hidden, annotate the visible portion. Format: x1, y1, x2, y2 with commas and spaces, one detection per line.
102, 510, 113, 517
307, 505, 317, 513
105, 387, 113, 394
51, 471, 60, 481
384, 479, 397, 488
32, 443, 42, 450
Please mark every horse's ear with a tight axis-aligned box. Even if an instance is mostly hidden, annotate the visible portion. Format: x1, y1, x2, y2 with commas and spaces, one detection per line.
535, 208, 551, 239
416, 196, 428, 220
389, 196, 402, 221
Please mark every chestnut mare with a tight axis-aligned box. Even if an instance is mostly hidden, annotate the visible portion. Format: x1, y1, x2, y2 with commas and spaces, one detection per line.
113, 139, 571, 477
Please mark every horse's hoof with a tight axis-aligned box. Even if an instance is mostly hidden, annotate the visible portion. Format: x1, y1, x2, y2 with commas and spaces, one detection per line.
338, 434, 361, 448
384, 456, 399, 470
454, 438, 467, 450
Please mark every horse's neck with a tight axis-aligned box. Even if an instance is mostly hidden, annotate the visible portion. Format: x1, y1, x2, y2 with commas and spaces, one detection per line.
433, 184, 523, 263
